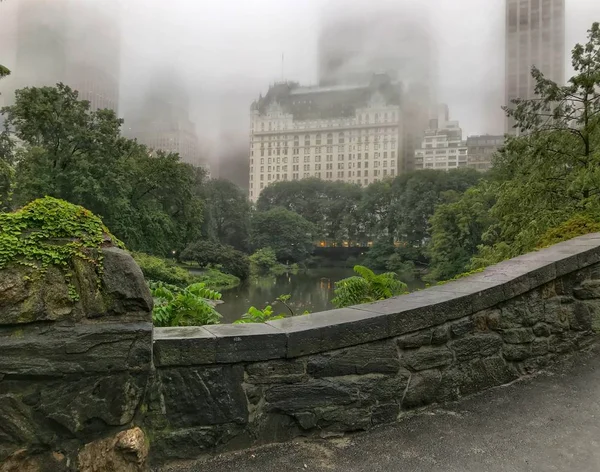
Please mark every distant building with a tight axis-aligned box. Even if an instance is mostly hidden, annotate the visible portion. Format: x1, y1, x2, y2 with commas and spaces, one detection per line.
466, 135, 505, 171
414, 105, 468, 171
12, 0, 120, 113
505, 0, 565, 134
124, 77, 208, 172
248, 74, 403, 202
317, 5, 435, 174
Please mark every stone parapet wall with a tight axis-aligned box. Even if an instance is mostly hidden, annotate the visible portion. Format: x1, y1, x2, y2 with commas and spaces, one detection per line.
150, 234, 600, 462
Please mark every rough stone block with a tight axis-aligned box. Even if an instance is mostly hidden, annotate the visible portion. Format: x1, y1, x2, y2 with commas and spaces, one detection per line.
503, 343, 532, 361
533, 323, 551, 337
450, 317, 475, 337
459, 356, 518, 396
158, 365, 247, 428
573, 280, 600, 300
402, 369, 442, 408
307, 340, 399, 377
548, 333, 576, 354
101, 248, 153, 321
0, 323, 153, 376
473, 308, 501, 331
396, 330, 432, 349
502, 328, 535, 344
315, 406, 372, 432
153, 327, 216, 366
402, 346, 454, 371
543, 297, 572, 333
568, 302, 593, 331
204, 324, 286, 363
265, 373, 409, 414
449, 334, 502, 361
531, 338, 550, 356
371, 403, 399, 425
246, 359, 306, 384
267, 308, 389, 358
33, 373, 149, 436
432, 324, 451, 345
151, 424, 246, 461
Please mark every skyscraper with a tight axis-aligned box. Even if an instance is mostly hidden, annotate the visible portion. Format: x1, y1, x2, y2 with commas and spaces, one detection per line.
12, 0, 120, 112
505, 0, 565, 134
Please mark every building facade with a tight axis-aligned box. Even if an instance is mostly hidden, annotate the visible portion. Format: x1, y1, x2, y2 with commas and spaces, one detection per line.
505, 0, 565, 134
318, 5, 435, 173
466, 135, 505, 171
414, 105, 468, 171
9, 0, 120, 112
248, 74, 402, 202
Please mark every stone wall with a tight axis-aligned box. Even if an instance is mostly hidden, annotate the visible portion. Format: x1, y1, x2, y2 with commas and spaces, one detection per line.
3, 236, 600, 469
150, 235, 600, 462
0, 248, 153, 471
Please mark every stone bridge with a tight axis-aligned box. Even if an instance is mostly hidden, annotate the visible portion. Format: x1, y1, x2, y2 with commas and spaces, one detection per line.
2, 235, 600, 470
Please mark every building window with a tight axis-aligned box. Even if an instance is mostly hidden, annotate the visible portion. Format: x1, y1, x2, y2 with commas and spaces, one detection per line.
364, 170, 369, 176
327, 133, 333, 145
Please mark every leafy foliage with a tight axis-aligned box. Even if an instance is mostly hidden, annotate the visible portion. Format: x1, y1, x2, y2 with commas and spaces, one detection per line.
150, 281, 222, 327
233, 305, 285, 324
536, 213, 600, 248
426, 183, 497, 281
180, 240, 250, 279
250, 207, 316, 262
249, 247, 280, 274
1, 83, 207, 256
0, 196, 122, 299
331, 265, 408, 308
201, 179, 251, 251
133, 252, 195, 287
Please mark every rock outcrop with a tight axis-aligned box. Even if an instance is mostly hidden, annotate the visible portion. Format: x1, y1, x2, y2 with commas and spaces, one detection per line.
0, 247, 153, 470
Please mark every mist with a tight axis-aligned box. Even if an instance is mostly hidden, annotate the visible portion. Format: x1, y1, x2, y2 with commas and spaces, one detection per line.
2, 0, 600, 184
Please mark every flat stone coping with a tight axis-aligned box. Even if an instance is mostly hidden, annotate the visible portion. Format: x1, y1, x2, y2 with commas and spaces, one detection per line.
153, 234, 600, 366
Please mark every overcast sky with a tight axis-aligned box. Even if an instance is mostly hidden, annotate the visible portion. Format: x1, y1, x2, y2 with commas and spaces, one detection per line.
120, 0, 600, 143
2, 0, 600, 166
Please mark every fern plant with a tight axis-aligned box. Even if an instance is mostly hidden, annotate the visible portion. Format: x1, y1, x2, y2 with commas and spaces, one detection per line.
234, 305, 285, 324
331, 265, 408, 308
151, 281, 222, 327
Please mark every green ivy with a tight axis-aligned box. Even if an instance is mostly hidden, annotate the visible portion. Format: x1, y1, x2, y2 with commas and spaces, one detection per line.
0, 196, 123, 298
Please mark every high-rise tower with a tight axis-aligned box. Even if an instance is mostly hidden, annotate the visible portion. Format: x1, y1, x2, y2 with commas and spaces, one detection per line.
12, 0, 120, 112
505, 0, 565, 134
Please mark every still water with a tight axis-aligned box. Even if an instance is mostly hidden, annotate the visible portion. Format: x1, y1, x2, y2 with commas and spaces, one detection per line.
215, 268, 426, 324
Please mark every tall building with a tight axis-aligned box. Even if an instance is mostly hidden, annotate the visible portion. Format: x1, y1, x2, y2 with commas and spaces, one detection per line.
124, 77, 208, 171
414, 105, 468, 171
505, 0, 565, 134
248, 74, 403, 202
318, 4, 435, 173
466, 135, 505, 172
11, 0, 120, 112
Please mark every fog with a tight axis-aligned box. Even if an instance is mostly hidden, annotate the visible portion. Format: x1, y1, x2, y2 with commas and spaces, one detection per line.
2, 0, 600, 184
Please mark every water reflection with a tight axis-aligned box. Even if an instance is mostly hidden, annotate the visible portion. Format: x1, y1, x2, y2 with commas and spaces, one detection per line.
216, 268, 426, 324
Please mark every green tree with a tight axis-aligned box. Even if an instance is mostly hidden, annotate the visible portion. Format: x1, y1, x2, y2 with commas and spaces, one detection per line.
331, 265, 408, 308
201, 178, 251, 251
250, 207, 316, 262
180, 240, 250, 280
473, 22, 600, 266
1, 83, 207, 256
427, 183, 497, 281
390, 169, 482, 250
257, 178, 362, 244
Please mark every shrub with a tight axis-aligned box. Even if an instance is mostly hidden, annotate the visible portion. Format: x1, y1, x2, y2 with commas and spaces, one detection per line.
249, 247, 279, 273
193, 268, 239, 290
180, 240, 250, 280
151, 281, 222, 326
132, 252, 193, 287
536, 213, 600, 249
331, 265, 408, 308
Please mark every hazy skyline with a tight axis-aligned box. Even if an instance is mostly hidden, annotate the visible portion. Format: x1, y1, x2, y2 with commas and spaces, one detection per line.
2, 0, 600, 174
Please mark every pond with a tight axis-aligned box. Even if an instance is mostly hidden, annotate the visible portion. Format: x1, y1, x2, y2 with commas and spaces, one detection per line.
214, 268, 427, 324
